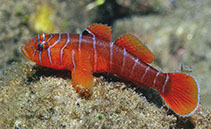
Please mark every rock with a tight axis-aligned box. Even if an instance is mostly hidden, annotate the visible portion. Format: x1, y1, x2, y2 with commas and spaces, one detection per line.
0, 62, 210, 128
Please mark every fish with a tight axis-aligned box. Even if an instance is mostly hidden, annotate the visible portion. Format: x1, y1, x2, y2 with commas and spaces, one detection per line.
21, 24, 200, 117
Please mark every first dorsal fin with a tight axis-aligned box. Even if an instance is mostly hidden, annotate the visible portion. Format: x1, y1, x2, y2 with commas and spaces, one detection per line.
82, 24, 112, 41
115, 33, 155, 63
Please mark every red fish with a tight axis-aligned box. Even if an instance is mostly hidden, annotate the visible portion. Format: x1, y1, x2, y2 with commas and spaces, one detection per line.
21, 24, 200, 117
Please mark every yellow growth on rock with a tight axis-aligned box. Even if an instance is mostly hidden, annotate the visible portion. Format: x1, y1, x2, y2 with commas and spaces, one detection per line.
29, 4, 55, 33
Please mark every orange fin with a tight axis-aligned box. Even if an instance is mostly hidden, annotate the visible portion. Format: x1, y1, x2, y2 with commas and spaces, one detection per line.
82, 24, 112, 41
160, 73, 200, 117
71, 52, 94, 88
114, 33, 155, 63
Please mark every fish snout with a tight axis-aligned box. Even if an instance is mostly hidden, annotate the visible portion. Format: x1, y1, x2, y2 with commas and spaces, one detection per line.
21, 46, 30, 59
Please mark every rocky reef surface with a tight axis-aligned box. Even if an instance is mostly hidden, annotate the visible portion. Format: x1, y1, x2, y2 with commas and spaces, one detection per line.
0, 62, 210, 128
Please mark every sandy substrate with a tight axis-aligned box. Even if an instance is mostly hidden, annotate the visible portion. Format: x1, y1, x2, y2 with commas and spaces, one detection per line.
0, 62, 210, 128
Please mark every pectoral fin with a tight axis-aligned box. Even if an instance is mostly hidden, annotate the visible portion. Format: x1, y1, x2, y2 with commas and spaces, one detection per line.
72, 68, 94, 88
71, 52, 94, 88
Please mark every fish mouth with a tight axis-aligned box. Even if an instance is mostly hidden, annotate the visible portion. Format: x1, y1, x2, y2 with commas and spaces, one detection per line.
21, 46, 30, 59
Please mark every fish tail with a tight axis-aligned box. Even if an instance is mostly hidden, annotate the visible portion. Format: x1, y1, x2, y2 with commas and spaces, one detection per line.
160, 73, 200, 117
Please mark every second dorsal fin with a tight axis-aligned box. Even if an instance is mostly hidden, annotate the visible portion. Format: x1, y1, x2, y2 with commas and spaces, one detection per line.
82, 24, 112, 41
115, 33, 155, 63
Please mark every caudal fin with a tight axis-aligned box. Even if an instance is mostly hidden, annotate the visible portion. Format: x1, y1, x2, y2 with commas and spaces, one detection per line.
160, 73, 200, 117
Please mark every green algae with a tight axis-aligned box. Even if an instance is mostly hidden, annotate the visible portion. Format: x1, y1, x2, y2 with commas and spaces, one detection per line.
0, 62, 210, 128
86, 0, 105, 11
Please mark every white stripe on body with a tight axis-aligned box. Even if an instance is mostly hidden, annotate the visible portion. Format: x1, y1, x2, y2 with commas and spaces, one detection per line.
153, 71, 161, 87
47, 34, 62, 65
38, 34, 40, 42
162, 74, 169, 93
78, 34, 82, 51
33, 48, 37, 57
42, 33, 46, 41
129, 58, 139, 78
72, 50, 76, 70
109, 41, 114, 70
60, 33, 70, 65
34, 35, 37, 44
141, 66, 150, 82
85, 29, 97, 71
39, 51, 42, 64
121, 48, 127, 74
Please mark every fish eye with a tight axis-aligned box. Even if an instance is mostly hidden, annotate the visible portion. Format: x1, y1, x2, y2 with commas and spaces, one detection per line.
37, 43, 44, 51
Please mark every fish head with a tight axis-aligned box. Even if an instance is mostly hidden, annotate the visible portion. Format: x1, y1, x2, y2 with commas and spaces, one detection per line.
21, 33, 51, 63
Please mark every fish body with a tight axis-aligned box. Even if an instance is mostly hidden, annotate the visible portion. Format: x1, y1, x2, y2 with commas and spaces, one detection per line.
21, 24, 200, 117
